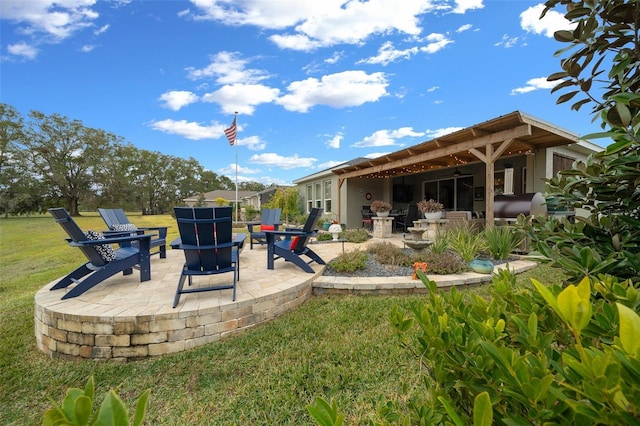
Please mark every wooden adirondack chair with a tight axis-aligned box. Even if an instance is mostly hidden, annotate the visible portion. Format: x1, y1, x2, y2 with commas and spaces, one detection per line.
48, 208, 152, 300
246, 208, 282, 249
265, 207, 325, 273
98, 208, 167, 258
172, 207, 244, 308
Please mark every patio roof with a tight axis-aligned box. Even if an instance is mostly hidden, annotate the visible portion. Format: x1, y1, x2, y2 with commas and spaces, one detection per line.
331, 111, 582, 179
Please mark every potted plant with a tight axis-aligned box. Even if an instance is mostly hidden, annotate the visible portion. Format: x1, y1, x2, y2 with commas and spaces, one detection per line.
417, 199, 444, 220
370, 200, 392, 217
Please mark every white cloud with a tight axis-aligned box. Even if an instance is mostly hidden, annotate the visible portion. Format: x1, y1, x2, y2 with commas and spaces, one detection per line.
236, 135, 266, 151
159, 90, 199, 111
420, 33, 453, 54
80, 44, 95, 52
7, 42, 38, 60
456, 23, 473, 33
452, 0, 484, 14
325, 133, 343, 149
324, 51, 344, 64
510, 76, 557, 95
427, 86, 439, 92
494, 34, 519, 48
186, 51, 270, 85
218, 164, 261, 175
365, 151, 391, 159
352, 127, 424, 148
95, 24, 109, 35
317, 160, 347, 169
357, 41, 419, 65
425, 127, 463, 138
189, 0, 440, 51
148, 119, 226, 140
249, 153, 317, 169
202, 83, 280, 115
1, 0, 99, 44
521, 3, 575, 38
277, 70, 388, 113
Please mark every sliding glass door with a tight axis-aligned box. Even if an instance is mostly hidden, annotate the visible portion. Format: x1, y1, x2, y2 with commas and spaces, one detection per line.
423, 176, 473, 211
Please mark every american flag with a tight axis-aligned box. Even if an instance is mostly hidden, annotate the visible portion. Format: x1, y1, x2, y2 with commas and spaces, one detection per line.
224, 116, 237, 146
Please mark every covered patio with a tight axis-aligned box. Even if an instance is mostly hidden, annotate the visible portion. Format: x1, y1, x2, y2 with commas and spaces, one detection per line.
331, 111, 601, 228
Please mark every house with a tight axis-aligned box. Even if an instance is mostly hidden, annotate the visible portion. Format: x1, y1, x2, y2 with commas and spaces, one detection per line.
292, 157, 370, 222
183, 190, 254, 207
294, 111, 603, 229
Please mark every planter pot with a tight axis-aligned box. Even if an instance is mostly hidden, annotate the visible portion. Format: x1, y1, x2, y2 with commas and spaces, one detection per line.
470, 258, 494, 274
376, 211, 390, 217
322, 222, 331, 231
424, 211, 442, 220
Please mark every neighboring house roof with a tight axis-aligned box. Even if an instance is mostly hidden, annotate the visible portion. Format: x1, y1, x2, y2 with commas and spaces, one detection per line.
331, 110, 604, 179
183, 189, 255, 203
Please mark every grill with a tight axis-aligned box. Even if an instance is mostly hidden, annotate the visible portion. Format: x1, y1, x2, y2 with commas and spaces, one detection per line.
494, 192, 547, 219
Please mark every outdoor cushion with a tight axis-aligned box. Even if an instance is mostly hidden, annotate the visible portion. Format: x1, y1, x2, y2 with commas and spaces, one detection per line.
111, 223, 138, 232
261, 224, 275, 231
84, 230, 116, 262
289, 236, 299, 250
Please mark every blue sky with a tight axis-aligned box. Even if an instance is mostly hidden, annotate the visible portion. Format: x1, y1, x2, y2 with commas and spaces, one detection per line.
1, 0, 600, 185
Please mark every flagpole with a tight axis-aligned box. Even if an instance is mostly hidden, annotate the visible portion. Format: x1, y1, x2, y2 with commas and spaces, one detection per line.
234, 112, 238, 223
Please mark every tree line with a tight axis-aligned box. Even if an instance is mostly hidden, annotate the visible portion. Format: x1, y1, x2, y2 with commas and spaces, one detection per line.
0, 103, 265, 216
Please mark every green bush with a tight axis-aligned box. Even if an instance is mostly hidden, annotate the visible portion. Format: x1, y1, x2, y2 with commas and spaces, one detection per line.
342, 227, 370, 243
483, 224, 523, 260
367, 241, 412, 267
325, 249, 368, 273
429, 228, 452, 255
384, 270, 640, 424
43, 376, 150, 426
316, 232, 334, 241
448, 222, 486, 263
420, 249, 468, 275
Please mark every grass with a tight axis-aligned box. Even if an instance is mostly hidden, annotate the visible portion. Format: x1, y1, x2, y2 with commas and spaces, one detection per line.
0, 213, 566, 425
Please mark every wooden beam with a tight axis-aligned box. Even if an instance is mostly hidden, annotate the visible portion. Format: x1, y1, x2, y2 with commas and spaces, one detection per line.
336, 124, 532, 179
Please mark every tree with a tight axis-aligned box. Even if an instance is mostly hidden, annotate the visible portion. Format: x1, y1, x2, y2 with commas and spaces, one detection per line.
527, 1, 640, 283
0, 103, 26, 216
20, 111, 120, 216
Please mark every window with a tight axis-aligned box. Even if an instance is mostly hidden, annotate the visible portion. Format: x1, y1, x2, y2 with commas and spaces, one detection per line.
306, 185, 313, 212
423, 175, 473, 210
315, 183, 321, 208
553, 153, 575, 176
323, 180, 332, 213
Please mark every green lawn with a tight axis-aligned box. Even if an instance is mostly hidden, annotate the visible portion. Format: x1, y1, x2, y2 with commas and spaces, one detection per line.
0, 213, 565, 425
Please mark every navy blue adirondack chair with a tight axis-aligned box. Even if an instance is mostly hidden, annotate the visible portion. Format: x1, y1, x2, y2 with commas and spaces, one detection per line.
172, 207, 245, 308
48, 208, 152, 300
246, 208, 282, 249
265, 207, 325, 273
98, 208, 167, 258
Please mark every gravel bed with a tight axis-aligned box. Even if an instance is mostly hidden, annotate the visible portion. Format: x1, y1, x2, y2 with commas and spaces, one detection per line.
322, 251, 518, 277
322, 253, 415, 277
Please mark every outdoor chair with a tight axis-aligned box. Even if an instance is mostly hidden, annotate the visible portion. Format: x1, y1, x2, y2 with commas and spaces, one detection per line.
98, 208, 167, 258
246, 208, 281, 249
264, 207, 325, 273
395, 203, 419, 232
361, 206, 373, 231
172, 206, 245, 308
48, 208, 152, 300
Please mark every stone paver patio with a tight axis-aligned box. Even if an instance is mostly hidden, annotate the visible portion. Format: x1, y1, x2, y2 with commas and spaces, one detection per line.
34, 235, 537, 360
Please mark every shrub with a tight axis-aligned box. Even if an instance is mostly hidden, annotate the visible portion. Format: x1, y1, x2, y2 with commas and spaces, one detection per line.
483, 224, 523, 260
369, 200, 391, 213
367, 241, 412, 267
43, 376, 150, 426
342, 228, 370, 243
325, 249, 368, 273
448, 222, 486, 262
429, 228, 452, 255
384, 271, 640, 424
315, 232, 334, 241
420, 249, 468, 275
